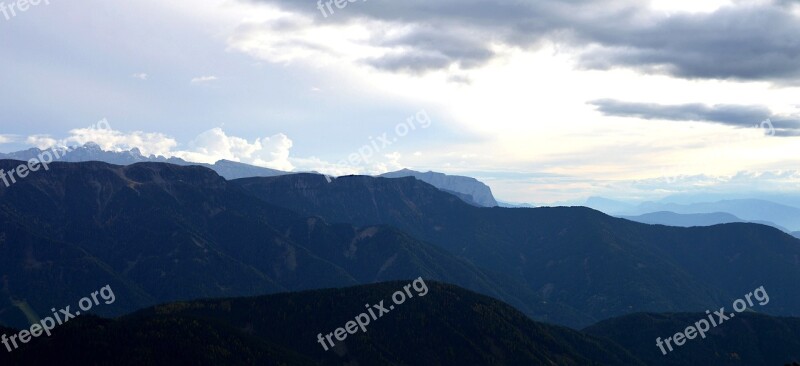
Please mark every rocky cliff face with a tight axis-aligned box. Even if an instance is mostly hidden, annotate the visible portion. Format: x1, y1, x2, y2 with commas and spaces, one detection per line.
380, 169, 498, 207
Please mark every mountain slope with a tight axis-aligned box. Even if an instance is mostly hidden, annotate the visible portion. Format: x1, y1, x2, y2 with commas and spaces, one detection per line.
0, 282, 643, 366
235, 174, 800, 328
0, 160, 558, 328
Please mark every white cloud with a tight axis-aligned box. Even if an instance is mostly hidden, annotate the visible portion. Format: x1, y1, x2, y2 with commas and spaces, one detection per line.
0, 135, 16, 144
292, 151, 405, 177
63, 126, 177, 157
173, 128, 295, 171
26, 135, 58, 149
25, 121, 177, 157
131, 73, 148, 80
190, 75, 218, 83
23, 125, 296, 171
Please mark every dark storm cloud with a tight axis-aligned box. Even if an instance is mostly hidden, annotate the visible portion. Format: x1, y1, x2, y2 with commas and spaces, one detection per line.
577, 5, 800, 81
250, 0, 800, 83
589, 99, 800, 136
365, 26, 497, 72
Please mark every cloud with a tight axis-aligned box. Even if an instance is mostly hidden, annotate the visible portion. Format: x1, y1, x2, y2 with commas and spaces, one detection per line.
291, 151, 405, 177
26, 135, 58, 149
23, 124, 295, 170
190, 75, 218, 83
363, 25, 497, 73
246, 0, 800, 82
131, 73, 148, 80
0, 135, 16, 144
22, 119, 177, 156
589, 99, 800, 136
630, 170, 800, 196
576, 3, 800, 82
62, 126, 178, 156
174, 128, 294, 171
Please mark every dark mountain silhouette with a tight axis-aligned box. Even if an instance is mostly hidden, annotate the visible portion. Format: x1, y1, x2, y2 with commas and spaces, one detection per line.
585, 312, 800, 365
0, 160, 562, 329
235, 173, 800, 328
3, 161, 800, 331
0, 282, 643, 366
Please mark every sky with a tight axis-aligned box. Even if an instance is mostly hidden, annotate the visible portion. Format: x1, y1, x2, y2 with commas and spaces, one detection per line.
1, 0, 799, 204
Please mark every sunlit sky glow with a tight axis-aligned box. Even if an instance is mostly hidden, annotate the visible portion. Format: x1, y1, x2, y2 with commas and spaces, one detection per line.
1, 0, 799, 204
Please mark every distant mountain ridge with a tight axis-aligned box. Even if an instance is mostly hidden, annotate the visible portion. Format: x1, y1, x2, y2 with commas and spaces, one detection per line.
380, 169, 498, 207
0, 145, 501, 206
587, 197, 800, 232
632, 199, 800, 231
619, 211, 794, 233
0, 143, 287, 180
620, 211, 744, 227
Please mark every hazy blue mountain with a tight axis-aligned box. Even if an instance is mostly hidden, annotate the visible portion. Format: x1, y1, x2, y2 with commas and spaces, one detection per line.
794, 231, 800, 239
585, 312, 800, 366
620, 211, 794, 236
235, 174, 800, 328
0, 282, 644, 366
498, 200, 536, 208
660, 192, 800, 210
584, 196, 636, 214
380, 168, 498, 207
0, 143, 288, 180
620, 211, 744, 227
628, 199, 800, 231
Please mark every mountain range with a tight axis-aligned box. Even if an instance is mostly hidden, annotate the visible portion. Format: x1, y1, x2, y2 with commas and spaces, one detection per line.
587, 197, 800, 232
619, 211, 795, 234
1, 159, 799, 363
0, 160, 522, 329
0, 143, 499, 207
234, 173, 800, 327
